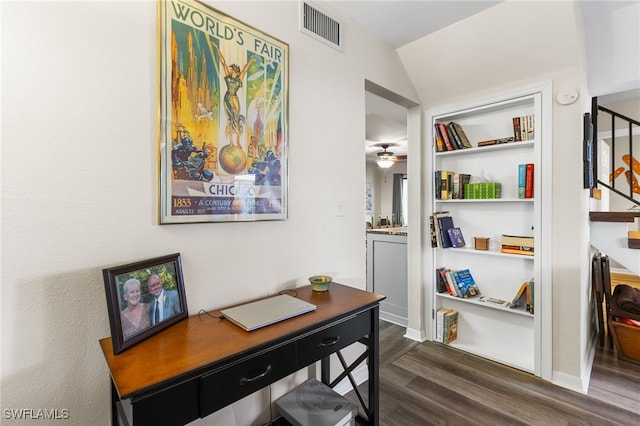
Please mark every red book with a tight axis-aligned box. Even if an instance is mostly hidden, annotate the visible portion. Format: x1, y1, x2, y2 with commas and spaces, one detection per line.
525, 163, 534, 198
513, 117, 521, 141
438, 123, 456, 151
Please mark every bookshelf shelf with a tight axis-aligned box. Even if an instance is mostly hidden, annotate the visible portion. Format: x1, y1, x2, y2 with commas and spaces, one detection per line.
446, 247, 535, 259
427, 82, 552, 379
435, 140, 535, 157
436, 293, 533, 317
436, 198, 534, 204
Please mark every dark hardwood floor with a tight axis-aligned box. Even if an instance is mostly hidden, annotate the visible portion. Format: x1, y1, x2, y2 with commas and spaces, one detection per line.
345, 321, 640, 425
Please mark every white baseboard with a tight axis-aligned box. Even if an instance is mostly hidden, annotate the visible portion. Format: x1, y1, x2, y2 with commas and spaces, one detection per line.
379, 312, 408, 327
552, 370, 588, 394
403, 326, 426, 342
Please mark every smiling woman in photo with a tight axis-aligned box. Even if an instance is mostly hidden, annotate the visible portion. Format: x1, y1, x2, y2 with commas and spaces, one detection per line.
120, 279, 151, 339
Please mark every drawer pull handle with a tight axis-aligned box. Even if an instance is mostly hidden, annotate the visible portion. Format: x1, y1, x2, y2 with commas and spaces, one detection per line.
239, 365, 272, 385
319, 336, 340, 347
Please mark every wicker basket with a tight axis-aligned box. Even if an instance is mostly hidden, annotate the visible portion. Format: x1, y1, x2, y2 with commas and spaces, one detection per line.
609, 319, 640, 364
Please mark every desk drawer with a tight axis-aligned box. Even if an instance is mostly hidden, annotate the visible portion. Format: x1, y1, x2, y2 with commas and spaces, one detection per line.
297, 310, 371, 366
200, 344, 295, 417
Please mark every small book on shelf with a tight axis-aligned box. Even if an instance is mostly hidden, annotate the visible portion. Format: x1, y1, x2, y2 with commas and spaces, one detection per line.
434, 124, 446, 152
429, 215, 438, 248
447, 227, 466, 248
443, 269, 461, 297
443, 309, 458, 344
445, 122, 464, 149
435, 307, 451, 342
436, 307, 458, 344
518, 164, 526, 198
501, 234, 534, 247
512, 117, 522, 141
435, 267, 449, 294
513, 115, 535, 141
437, 214, 455, 248
449, 122, 473, 148
518, 163, 534, 198
451, 269, 481, 297
501, 248, 534, 256
525, 163, 534, 198
477, 137, 514, 147
435, 170, 453, 200
500, 234, 534, 255
431, 211, 450, 248
479, 296, 510, 307
526, 280, 534, 314
438, 123, 456, 151
509, 280, 533, 310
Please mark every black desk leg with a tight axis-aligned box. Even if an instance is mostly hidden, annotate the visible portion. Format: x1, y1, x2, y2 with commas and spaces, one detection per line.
320, 307, 380, 426
369, 305, 380, 426
321, 355, 330, 386
110, 380, 119, 426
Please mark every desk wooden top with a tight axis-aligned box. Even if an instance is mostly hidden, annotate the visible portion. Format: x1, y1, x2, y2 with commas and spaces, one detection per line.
99, 283, 385, 399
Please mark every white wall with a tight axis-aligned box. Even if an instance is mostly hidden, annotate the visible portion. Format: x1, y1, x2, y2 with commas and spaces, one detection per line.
581, 1, 640, 97
398, 0, 592, 390
0, 1, 418, 424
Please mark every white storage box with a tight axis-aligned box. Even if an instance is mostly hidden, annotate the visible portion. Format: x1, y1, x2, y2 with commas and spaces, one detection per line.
274, 379, 357, 426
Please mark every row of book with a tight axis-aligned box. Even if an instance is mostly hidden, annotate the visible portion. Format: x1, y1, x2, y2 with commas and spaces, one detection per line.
435, 307, 458, 344
500, 234, 534, 256
429, 212, 466, 248
510, 279, 534, 313
434, 122, 472, 152
436, 164, 532, 200
475, 279, 534, 314
513, 115, 535, 142
436, 267, 481, 298
438, 114, 536, 150
435, 170, 503, 200
518, 163, 534, 198
435, 171, 470, 200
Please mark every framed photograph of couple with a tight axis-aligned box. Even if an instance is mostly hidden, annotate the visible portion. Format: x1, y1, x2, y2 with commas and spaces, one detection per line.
103, 253, 188, 354
157, 0, 289, 224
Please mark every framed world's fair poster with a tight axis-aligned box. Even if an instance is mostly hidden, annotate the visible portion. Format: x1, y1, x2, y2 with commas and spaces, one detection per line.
158, 0, 288, 223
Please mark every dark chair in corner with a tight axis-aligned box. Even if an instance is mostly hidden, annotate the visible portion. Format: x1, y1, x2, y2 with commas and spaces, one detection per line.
591, 253, 610, 347
593, 253, 640, 363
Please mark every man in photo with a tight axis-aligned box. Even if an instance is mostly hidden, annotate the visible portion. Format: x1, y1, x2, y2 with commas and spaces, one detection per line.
147, 274, 181, 325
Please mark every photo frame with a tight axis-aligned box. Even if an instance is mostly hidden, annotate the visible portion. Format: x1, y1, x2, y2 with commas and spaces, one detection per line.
103, 253, 188, 354
158, 0, 289, 224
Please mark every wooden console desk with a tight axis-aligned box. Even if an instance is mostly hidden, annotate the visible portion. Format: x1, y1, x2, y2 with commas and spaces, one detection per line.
99, 283, 385, 426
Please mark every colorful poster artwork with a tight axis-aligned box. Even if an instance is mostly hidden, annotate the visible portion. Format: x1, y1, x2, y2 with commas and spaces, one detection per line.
158, 0, 288, 223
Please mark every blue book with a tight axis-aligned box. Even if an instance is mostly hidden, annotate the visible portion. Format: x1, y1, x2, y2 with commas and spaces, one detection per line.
451, 269, 480, 297
518, 164, 526, 198
437, 215, 455, 248
447, 227, 466, 248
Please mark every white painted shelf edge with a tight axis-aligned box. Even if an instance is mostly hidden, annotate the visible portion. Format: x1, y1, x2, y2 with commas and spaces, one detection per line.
443, 247, 535, 259
436, 198, 534, 203
436, 293, 534, 317
435, 140, 534, 157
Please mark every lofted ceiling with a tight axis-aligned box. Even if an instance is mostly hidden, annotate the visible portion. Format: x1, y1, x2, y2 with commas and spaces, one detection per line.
325, 0, 503, 50
323, 1, 505, 164
321, 0, 640, 164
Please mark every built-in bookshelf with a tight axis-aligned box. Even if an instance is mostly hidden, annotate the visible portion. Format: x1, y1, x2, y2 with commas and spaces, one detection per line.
427, 82, 552, 379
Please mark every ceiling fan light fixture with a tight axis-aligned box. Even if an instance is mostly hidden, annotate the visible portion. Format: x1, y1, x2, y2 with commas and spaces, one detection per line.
377, 158, 395, 168
376, 144, 396, 168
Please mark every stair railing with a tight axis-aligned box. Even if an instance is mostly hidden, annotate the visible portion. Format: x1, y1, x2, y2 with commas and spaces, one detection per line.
588, 96, 640, 207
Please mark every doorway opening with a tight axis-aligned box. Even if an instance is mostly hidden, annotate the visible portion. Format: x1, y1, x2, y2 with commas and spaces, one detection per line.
364, 80, 419, 328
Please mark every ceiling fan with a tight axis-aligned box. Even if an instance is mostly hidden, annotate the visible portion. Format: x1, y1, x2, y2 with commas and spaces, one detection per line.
375, 144, 406, 168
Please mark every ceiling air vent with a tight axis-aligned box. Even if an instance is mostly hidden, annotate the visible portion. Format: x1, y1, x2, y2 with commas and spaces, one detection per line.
300, 1, 343, 52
